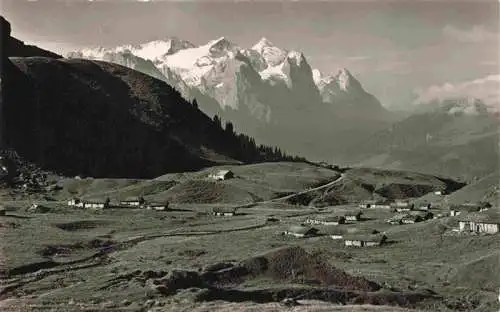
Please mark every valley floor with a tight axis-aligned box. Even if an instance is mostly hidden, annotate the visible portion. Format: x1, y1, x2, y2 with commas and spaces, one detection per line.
0, 163, 498, 312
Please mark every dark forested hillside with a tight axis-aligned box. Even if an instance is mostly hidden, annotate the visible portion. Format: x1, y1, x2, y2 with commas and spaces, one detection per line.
2, 57, 304, 178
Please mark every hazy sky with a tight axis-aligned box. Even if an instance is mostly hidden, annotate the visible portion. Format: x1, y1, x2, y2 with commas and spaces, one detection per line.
2, 0, 499, 109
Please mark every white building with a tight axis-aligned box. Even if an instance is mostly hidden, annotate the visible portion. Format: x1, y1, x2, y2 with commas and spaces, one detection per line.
359, 200, 391, 209
146, 202, 169, 211
68, 198, 85, 208
344, 234, 387, 247
212, 207, 237, 216
283, 225, 318, 238
83, 201, 108, 209
67, 198, 80, 206
450, 203, 490, 217
209, 170, 234, 181
345, 211, 362, 222
457, 211, 500, 234
304, 215, 346, 226
119, 197, 145, 207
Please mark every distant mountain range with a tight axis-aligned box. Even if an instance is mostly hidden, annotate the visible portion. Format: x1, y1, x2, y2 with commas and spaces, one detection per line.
340, 99, 499, 181
2, 15, 497, 182
67, 37, 395, 160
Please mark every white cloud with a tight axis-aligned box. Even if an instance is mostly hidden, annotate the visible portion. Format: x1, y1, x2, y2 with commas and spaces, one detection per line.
442, 25, 498, 43
345, 56, 371, 61
414, 75, 500, 112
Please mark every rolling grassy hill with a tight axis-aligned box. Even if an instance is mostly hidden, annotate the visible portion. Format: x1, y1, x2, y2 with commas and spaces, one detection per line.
445, 173, 499, 205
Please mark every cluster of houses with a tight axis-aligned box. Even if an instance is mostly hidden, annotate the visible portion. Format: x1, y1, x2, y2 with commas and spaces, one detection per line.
282, 224, 387, 247
304, 211, 363, 226
449, 202, 490, 216
67, 196, 169, 211
359, 199, 432, 212
281, 210, 388, 247
386, 211, 434, 225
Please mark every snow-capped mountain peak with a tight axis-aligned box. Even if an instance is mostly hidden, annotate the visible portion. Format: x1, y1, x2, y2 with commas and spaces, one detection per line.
251, 37, 275, 52
206, 36, 237, 55
312, 69, 322, 85
336, 68, 353, 91
117, 38, 196, 61
287, 50, 306, 66
68, 35, 385, 120
251, 37, 287, 67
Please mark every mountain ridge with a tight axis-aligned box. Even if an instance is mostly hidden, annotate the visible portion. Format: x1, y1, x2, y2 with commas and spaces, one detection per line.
68, 36, 394, 163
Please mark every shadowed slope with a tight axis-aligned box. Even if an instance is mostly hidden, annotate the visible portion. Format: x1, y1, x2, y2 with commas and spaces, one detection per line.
2, 57, 301, 178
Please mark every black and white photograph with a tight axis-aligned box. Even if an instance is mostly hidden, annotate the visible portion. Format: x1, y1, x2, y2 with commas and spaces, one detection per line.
1, 0, 499, 311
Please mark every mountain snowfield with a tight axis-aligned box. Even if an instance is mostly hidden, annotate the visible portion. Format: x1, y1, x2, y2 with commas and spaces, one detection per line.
67, 36, 385, 118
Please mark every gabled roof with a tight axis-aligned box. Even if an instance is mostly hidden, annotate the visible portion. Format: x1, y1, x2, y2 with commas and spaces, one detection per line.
457, 210, 500, 223
307, 215, 345, 222
121, 196, 144, 202
344, 233, 387, 242
360, 200, 378, 204
84, 199, 107, 204
345, 211, 362, 216
148, 202, 167, 206
212, 206, 237, 213
451, 203, 489, 212
287, 225, 317, 235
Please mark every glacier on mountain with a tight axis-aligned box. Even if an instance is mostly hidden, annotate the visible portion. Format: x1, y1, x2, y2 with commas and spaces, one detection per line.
67, 36, 386, 122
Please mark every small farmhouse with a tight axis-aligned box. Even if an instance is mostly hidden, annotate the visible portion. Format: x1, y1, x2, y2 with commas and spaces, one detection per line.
449, 203, 490, 216
146, 201, 169, 211
67, 198, 84, 208
359, 200, 377, 209
82, 199, 109, 210
387, 211, 433, 225
119, 196, 145, 207
417, 203, 432, 211
212, 206, 237, 216
345, 211, 363, 222
209, 170, 234, 181
344, 234, 387, 247
360, 200, 391, 209
457, 211, 500, 234
305, 215, 346, 226
391, 201, 414, 212
283, 225, 318, 238
322, 227, 346, 240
